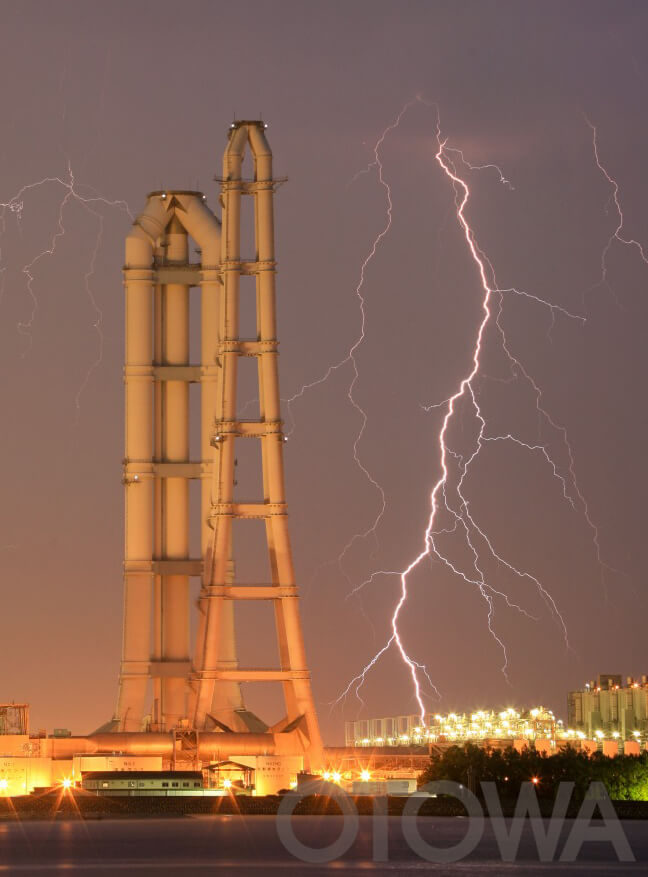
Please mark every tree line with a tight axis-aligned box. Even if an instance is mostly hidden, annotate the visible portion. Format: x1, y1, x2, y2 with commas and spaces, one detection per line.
419, 743, 648, 801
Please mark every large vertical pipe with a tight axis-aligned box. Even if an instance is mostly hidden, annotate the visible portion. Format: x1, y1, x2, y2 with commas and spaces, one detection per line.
200, 273, 243, 729
116, 197, 168, 731
192, 126, 247, 729
192, 265, 219, 725
117, 234, 157, 729
179, 200, 221, 564
160, 214, 190, 728
249, 124, 324, 759
167, 195, 223, 567
200, 275, 218, 562
152, 264, 164, 729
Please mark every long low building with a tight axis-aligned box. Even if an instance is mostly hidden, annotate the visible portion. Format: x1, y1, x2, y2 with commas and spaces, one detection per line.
346, 706, 559, 747
82, 771, 206, 796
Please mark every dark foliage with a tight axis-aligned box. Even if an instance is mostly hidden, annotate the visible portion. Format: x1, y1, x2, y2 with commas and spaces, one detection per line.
418, 743, 648, 802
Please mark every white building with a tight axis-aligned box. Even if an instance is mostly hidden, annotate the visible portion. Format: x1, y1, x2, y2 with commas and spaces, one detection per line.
568, 674, 648, 740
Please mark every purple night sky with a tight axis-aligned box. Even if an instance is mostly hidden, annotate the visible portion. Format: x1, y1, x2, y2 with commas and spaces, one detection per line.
0, 0, 647, 743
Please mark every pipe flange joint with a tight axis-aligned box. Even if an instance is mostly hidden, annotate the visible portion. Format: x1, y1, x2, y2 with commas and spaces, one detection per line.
257, 340, 279, 352
210, 503, 235, 517
124, 365, 154, 378
218, 340, 241, 353
254, 259, 277, 272
123, 267, 157, 281
213, 420, 237, 435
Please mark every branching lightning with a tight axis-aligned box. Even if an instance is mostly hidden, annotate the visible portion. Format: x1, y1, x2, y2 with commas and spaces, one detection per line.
247, 103, 621, 722
1, 102, 632, 729
328, 104, 614, 723
444, 145, 515, 191
335, 116, 567, 719
285, 102, 428, 576
0, 162, 132, 411
586, 116, 648, 296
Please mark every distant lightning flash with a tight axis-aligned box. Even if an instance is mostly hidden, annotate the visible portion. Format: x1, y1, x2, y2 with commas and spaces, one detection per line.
586, 116, 648, 295
286, 102, 429, 581
334, 106, 613, 724
0, 162, 132, 409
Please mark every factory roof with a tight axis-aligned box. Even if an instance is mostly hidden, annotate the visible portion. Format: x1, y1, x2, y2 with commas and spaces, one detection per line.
81, 771, 202, 780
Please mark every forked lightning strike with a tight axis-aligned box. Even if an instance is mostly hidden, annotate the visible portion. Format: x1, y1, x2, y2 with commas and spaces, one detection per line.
335, 104, 612, 722
0, 162, 132, 411
339, 120, 518, 714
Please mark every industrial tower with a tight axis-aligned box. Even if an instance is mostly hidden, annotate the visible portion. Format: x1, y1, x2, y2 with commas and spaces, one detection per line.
113, 121, 322, 765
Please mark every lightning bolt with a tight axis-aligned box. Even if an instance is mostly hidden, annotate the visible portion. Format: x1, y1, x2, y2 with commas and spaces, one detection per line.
287, 98, 443, 625
286, 102, 424, 570
443, 146, 515, 191
0, 162, 132, 410
271, 101, 618, 723
492, 295, 614, 596
586, 115, 648, 299
334, 107, 614, 724
335, 121, 520, 714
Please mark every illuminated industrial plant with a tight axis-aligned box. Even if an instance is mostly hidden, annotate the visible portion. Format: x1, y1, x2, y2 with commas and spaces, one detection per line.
0, 122, 322, 796
347, 699, 648, 755
347, 706, 560, 747
1, 107, 646, 803
113, 119, 322, 766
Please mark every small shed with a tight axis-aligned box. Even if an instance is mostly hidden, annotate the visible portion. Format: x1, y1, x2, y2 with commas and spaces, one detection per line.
206, 760, 255, 791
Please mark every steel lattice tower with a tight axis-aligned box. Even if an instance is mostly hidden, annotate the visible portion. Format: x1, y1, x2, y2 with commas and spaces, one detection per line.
113, 121, 322, 766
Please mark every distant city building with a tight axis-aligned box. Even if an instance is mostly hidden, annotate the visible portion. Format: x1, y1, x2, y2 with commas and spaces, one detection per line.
567, 674, 648, 740
346, 706, 559, 747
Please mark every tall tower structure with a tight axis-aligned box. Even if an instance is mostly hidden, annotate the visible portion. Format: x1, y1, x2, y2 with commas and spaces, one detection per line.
190, 122, 321, 754
113, 121, 322, 765
116, 190, 239, 733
